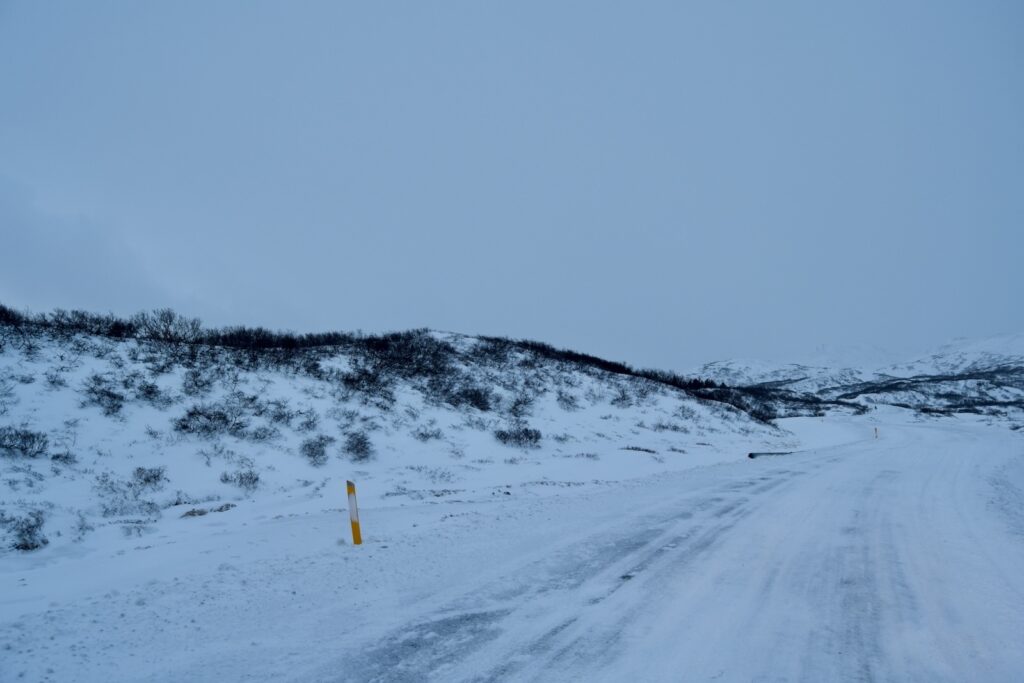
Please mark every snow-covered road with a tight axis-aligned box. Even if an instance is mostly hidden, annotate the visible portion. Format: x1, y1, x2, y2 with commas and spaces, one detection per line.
3, 417, 1023, 682
323, 421, 1024, 682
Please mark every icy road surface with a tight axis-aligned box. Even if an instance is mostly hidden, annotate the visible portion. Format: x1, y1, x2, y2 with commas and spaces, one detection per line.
3, 417, 1024, 682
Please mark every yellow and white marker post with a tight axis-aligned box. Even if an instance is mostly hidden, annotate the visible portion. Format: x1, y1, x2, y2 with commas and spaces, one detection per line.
346, 480, 363, 545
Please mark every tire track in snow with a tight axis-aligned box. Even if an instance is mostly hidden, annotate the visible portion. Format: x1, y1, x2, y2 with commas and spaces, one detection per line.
318, 423, 1024, 682
330, 467, 807, 682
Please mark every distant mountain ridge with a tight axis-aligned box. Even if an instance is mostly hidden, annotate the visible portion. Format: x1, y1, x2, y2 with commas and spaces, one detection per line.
694, 333, 1024, 418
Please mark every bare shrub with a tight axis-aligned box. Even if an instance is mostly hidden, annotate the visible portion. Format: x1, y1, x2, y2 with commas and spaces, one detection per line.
265, 400, 295, 426
295, 408, 319, 433
51, 450, 77, 465
494, 426, 542, 448
556, 391, 580, 411
300, 434, 336, 467
344, 431, 373, 461
134, 380, 170, 407
443, 385, 492, 412
413, 425, 444, 442
509, 394, 535, 419
131, 308, 202, 343
610, 387, 633, 408
221, 468, 260, 492
82, 374, 125, 416
0, 425, 49, 458
182, 368, 215, 397
0, 509, 48, 551
652, 421, 689, 434
133, 466, 167, 489
174, 398, 248, 439
93, 473, 161, 518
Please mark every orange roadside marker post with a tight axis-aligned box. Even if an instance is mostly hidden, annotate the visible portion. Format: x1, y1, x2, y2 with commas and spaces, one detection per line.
346, 480, 362, 545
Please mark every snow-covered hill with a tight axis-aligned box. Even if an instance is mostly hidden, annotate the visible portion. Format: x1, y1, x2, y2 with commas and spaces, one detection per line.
3, 308, 1024, 681
0, 313, 786, 556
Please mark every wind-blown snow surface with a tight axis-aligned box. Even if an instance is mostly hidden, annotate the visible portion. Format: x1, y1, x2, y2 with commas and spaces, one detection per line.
0, 328, 780, 557
2, 328, 1024, 681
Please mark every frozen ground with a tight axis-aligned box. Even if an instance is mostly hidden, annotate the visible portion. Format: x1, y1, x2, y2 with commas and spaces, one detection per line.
3, 410, 1023, 682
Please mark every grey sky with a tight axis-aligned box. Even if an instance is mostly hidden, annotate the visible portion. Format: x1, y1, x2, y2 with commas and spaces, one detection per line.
1, 1, 1021, 370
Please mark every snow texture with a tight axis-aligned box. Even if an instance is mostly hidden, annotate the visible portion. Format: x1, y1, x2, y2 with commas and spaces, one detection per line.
2, 325, 1023, 681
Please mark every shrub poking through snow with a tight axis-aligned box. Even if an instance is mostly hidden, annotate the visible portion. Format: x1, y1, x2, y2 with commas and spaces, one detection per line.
300, 434, 336, 467
556, 390, 580, 411
182, 368, 215, 397
622, 446, 657, 454
221, 468, 260, 492
93, 473, 162, 518
133, 466, 167, 489
494, 426, 542, 448
0, 509, 48, 551
412, 425, 444, 442
344, 431, 373, 461
81, 373, 126, 416
174, 401, 248, 439
444, 385, 492, 411
0, 425, 49, 458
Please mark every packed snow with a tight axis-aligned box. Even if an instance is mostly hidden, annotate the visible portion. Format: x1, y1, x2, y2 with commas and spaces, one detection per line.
2, 322, 1023, 681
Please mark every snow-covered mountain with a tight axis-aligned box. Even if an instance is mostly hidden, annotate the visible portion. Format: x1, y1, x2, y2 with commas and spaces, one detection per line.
695, 335, 1024, 416
879, 333, 1024, 376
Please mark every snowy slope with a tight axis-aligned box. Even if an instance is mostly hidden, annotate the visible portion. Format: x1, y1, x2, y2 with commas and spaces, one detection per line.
3, 317, 1024, 682
2, 412, 1022, 682
0, 323, 783, 557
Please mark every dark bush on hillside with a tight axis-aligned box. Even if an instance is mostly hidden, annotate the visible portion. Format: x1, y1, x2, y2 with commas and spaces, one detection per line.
412, 425, 444, 442
5, 302, 811, 422
556, 390, 580, 411
0, 303, 26, 326
468, 338, 513, 365
45, 308, 139, 339
263, 400, 295, 426
182, 368, 216, 397
82, 374, 126, 416
300, 434, 336, 467
344, 431, 373, 461
174, 404, 248, 439
202, 326, 356, 351
481, 336, 635, 376
133, 466, 167, 489
341, 365, 396, 408
131, 308, 202, 343
93, 472, 162, 518
509, 394, 535, 418
444, 385, 493, 412
610, 387, 633, 408
0, 426, 49, 458
221, 468, 260, 492
0, 509, 48, 551
295, 408, 319, 433
51, 450, 77, 465
363, 330, 454, 379
134, 380, 168, 406
494, 426, 542, 448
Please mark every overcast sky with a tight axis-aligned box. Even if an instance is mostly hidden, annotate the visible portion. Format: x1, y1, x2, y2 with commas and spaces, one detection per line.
1, 1, 1021, 370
